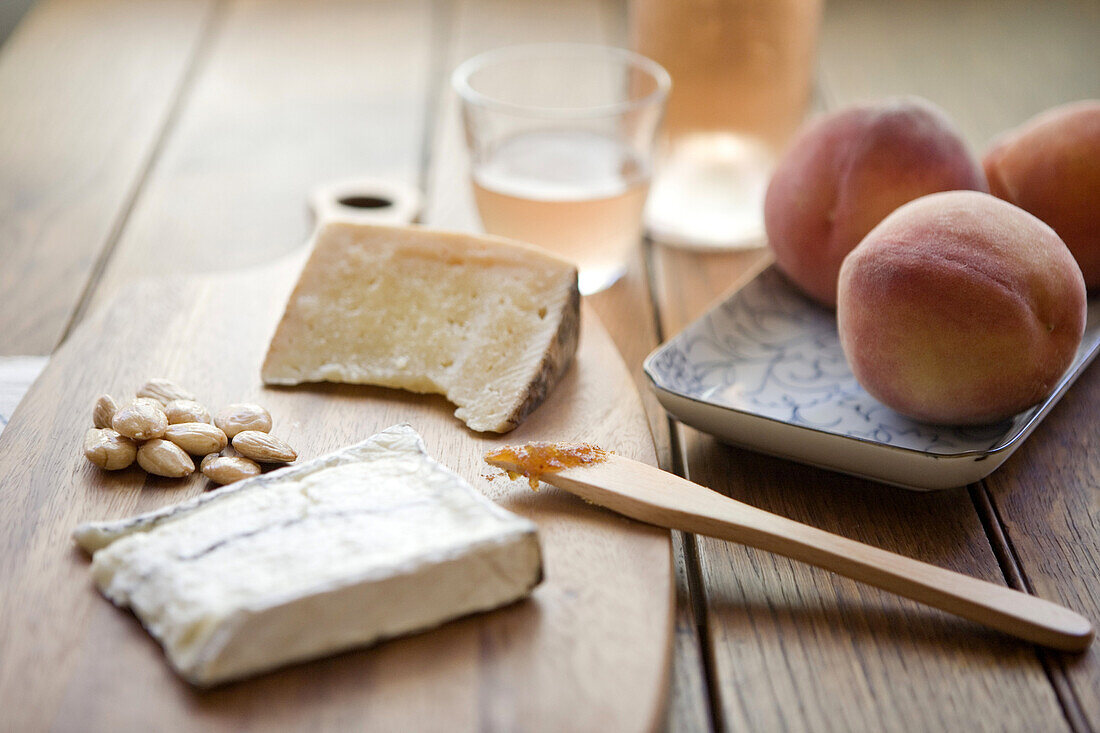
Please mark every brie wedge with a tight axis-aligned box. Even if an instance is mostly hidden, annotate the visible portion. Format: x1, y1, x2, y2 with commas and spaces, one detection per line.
261, 222, 580, 433
73, 424, 542, 687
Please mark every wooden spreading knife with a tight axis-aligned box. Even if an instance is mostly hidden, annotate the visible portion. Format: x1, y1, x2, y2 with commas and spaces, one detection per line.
485, 443, 1094, 652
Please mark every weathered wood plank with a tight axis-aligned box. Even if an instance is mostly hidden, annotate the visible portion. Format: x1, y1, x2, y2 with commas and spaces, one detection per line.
79, 0, 431, 308
646, 0, 1087, 725
984, 359, 1100, 729
0, 0, 215, 355
684, 432, 1069, 731
421, 2, 711, 730
652, 241, 1066, 730
0, 0, 676, 728
822, 0, 1100, 726
0, 264, 670, 732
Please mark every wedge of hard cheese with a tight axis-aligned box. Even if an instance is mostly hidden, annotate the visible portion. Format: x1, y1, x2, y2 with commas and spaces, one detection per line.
73, 424, 542, 687
261, 222, 580, 433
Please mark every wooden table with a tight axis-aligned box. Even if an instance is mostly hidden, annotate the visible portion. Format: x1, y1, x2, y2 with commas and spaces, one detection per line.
2, 0, 1098, 730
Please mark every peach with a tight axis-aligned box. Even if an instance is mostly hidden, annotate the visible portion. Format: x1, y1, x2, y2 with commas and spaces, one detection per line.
764, 98, 987, 307
984, 100, 1100, 289
837, 191, 1086, 425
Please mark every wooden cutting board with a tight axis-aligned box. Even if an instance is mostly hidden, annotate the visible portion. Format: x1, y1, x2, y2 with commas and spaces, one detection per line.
0, 252, 673, 732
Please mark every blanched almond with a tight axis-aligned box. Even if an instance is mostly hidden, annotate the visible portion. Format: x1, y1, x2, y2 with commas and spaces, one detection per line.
112, 400, 168, 441
137, 378, 195, 405
83, 428, 137, 470
215, 403, 273, 438
92, 394, 118, 429
232, 430, 296, 463
164, 399, 212, 425
137, 439, 194, 477
201, 453, 262, 485
164, 422, 228, 456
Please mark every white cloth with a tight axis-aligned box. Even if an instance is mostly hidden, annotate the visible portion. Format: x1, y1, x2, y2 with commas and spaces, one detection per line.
0, 356, 49, 437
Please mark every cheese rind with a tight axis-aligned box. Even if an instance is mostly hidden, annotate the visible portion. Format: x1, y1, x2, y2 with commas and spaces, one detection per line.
260, 222, 580, 432
73, 424, 542, 686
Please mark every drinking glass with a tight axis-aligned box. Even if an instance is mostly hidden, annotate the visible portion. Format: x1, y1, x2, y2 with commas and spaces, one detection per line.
631, 0, 823, 249
453, 44, 669, 294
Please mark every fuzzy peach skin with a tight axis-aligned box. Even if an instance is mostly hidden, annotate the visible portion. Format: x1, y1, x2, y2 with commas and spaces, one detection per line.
764, 98, 987, 307
837, 191, 1086, 425
984, 100, 1100, 289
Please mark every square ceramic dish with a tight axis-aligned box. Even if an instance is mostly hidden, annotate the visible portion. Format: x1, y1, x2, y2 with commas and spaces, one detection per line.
643, 266, 1100, 490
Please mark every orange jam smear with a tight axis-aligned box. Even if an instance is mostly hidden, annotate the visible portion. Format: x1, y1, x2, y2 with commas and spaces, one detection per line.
484, 442, 610, 490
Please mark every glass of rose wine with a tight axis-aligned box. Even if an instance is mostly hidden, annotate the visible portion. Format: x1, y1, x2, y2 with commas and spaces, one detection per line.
453, 44, 669, 294
631, 0, 823, 249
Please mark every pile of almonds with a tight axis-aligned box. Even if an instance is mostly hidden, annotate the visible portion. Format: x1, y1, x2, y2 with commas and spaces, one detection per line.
83, 378, 297, 485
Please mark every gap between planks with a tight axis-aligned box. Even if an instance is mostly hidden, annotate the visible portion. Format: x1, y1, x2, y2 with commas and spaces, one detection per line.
969, 482, 1094, 733
39, 1, 753, 726
32, 1, 1080, 726
416, 0, 455, 205
419, 1, 714, 729
55, 0, 230, 351
642, 237, 721, 733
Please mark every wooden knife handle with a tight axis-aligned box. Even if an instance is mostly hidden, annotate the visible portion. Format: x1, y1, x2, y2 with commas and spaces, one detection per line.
545, 457, 1094, 652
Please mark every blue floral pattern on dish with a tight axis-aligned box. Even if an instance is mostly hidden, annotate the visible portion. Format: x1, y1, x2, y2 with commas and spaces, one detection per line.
648, 267, 1100, 456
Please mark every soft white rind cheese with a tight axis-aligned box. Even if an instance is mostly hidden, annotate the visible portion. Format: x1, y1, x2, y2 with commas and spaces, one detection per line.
260, 222, 580, 433
73, 425, 542, 687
